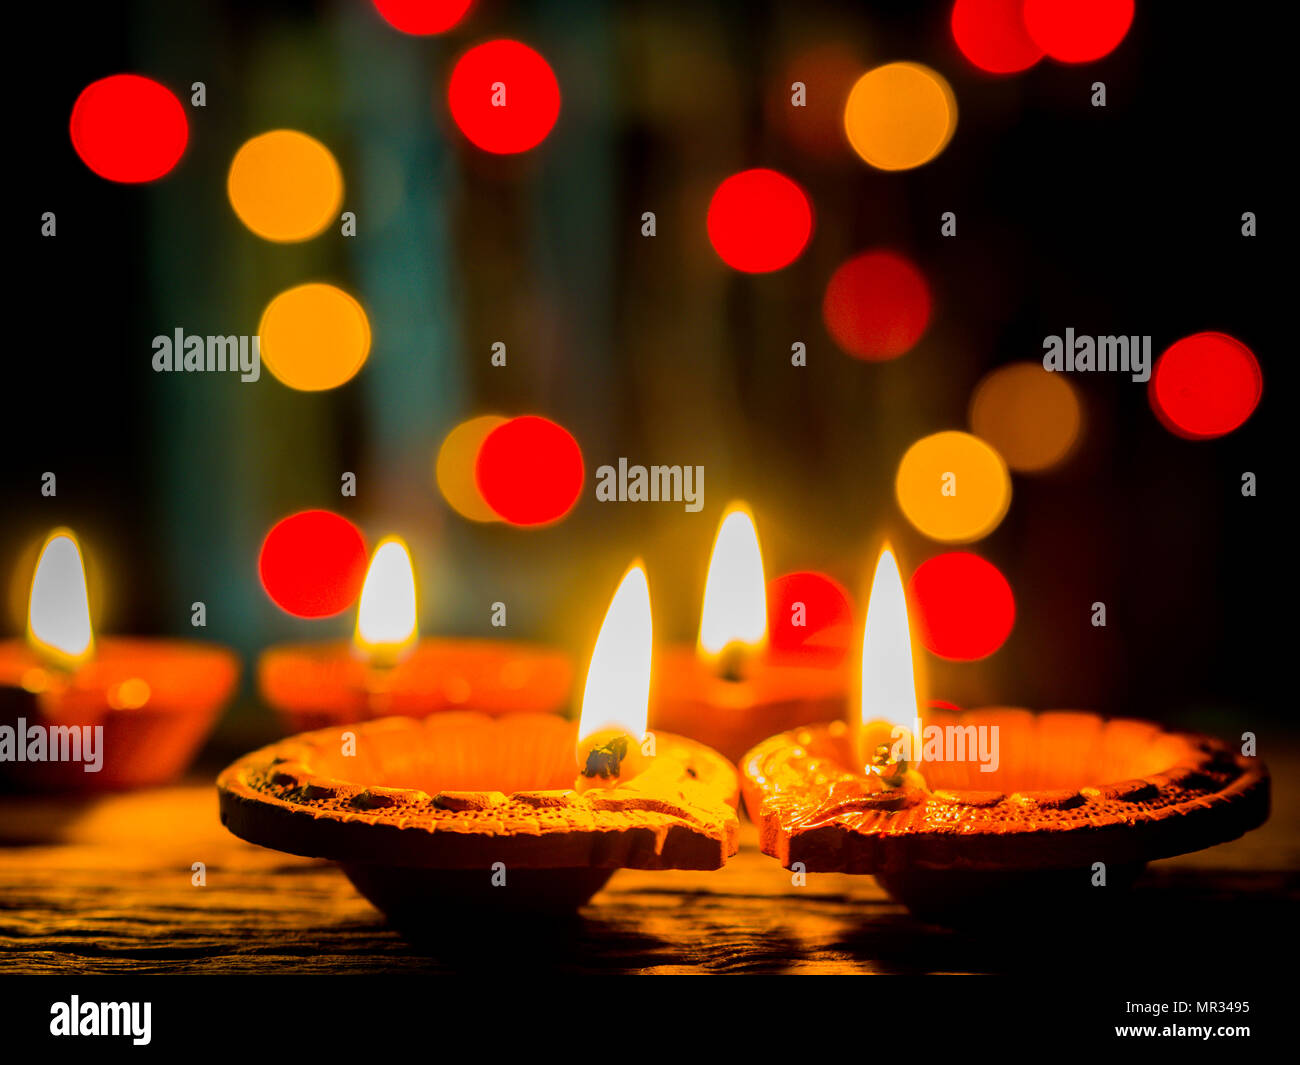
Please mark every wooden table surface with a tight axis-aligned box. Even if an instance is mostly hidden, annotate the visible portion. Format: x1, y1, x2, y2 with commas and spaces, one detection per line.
3, 754, 1298, 975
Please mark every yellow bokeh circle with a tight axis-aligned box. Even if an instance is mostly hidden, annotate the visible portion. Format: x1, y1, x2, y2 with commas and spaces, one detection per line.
969, 363, 1083, 473
896, 431, 1011, 543
436, 415, 508, 522
258, 283, 371, 391
844, 62, 957, 171
228, 130, 343, 242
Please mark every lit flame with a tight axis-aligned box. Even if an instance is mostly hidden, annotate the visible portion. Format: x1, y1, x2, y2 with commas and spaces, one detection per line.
354, 537, 418, 665
860, 545, 920, 735
577, 562, 652, 746
697, 502, 767, 661
27, 529, 94, 669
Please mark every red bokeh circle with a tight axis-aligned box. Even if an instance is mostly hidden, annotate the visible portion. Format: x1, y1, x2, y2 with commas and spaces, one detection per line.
70, 74, 188, 183
259, 510, 369, 618
823, 250, 933, 360
908, 552, 1015, 661
1023, 0, 1134, 64
1149, 332, 1262, 440
447, 40, 561, 154
476, 416, 584, 526
707, 169, 814, 273
372, 0, 473, 35
767, 571, 854, 667
951, 0, 1044, 74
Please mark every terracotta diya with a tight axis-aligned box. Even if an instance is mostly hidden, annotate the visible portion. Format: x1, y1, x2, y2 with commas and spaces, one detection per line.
740, 548, 1270, 924
259, 536, 573, 733
650, 503, 850, 763
220, 563, 739, 933
0, 529, 239, 791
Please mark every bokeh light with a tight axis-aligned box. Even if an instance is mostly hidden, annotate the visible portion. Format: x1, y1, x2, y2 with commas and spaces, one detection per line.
823, 250, 932, 360
908, 552, 1015, 660
766, 571, 854, 667
1023, 0, 1134, 64
70, 74, 188, 183
1149, 332, 1262, 440
436, 415, 508, 522
259, 510, 368, 618
258, 283, 372, 391
227, 130, 343, 242
476, 416, 584, 526
969, 362, 1082, 472
896, 431, 1012, 543
372, 0, 472, 34
771, 43, 868, 160
951, 0, 1044, 74
706, 169, 813, 273
844, 62, 957, 171
447, 40, 561, 154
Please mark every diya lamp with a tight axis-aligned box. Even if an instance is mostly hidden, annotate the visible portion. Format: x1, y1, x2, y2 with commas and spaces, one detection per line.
219, 561, 740, 936
0, 528, 239, 791
258, 535, 574, 733
650, 502, 850, 762
741, 545, 1270, 925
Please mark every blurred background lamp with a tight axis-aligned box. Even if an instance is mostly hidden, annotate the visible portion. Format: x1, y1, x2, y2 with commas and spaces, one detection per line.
908, 551, 1015, 660
258, 511, 369, 618
1023, 0, 1134, 63
70, 74, 188, 183
896, 430, 1011, 543
706, 169, 813, 273
227, 130, 343, 242
844, 61, 956, 170
969, 362, 1082, 472
436, 415, 508, 522
475, 416, 584, 526
823, 250, 932, 360
372, 0, 473, 35
951, 0, 1044, 74
447, 39, 561, 154
258, 283, 372, 391
1150, 332, 1262, 440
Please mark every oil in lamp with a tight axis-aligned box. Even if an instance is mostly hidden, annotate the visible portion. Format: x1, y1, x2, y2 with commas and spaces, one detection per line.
219, 561, 739, 936
741, 544, 1270, 925
651, 502, 849, 762
258, 535, 573, 732
0, 528, 239, 790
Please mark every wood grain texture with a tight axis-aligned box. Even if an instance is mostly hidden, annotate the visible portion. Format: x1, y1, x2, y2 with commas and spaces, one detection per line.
2, 756, 1298, 974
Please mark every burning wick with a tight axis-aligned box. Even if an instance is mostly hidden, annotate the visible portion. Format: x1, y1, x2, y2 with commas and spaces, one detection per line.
698, 502, 767, 683
860, 720, 926, 790
575, 728, 651, 792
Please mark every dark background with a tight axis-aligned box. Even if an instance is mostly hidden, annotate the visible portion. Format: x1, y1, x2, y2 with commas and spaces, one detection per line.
3, 0, 1284, 749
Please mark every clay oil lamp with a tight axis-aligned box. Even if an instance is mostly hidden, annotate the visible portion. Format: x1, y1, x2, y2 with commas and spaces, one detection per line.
258, 536, 573, 733
219, 562, 740, 935
0, 528, 239, 791
651, 503, 849, 762
741, 545, 1270, 925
